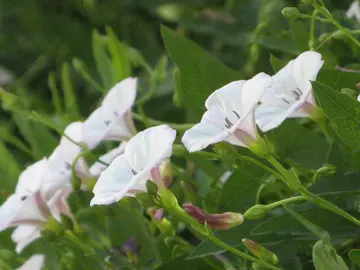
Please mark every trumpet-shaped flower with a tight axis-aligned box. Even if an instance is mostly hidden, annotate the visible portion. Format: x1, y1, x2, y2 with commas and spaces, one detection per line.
346, 1, 360, 23
17, 254, 44, 270
182, 73, 274, 152
89, 142, 127, 177
256, 51, 324, 132
90, 125, 176, 206
83, 78, 137, 147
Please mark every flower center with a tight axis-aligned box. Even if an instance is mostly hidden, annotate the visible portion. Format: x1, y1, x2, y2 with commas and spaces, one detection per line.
224, 111, 241, 129
279, 88, 303, 105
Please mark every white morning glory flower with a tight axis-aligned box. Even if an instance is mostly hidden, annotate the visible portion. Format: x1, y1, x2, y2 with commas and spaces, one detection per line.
17, 254, 44, 270
181, 73, 274, 152
346, 1, 360, 23
357, 95, 360, 102
89, 142, 127, 178
12, 225, 41, 254
90, 125, 176, 206
83, 78, 137, 147
255, 51, 324, 132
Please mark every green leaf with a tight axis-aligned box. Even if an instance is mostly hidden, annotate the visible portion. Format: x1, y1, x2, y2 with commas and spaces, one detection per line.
318, 69, 360, 92
47, 72, 63, 115
313, 81, 360, 150
13, 112, 58, 158
269, 54, 285, 73
268, 121, 329, 169
312, 240, 349, 270
160, 25, 241, 119
92, 29, 113, 91
218, 159, 268, 212
105, 26, 131, 82
290, 21, 309, 51
348, 249, 360, 266
0, 139, 21, 194
61, 62, 80, 118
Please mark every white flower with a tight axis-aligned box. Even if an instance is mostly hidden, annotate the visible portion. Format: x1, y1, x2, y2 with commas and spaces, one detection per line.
43, 122, 91, 196
346, 1, 360, 23
256, 51, 324, 132
89, 142, 127, 177
358, 95, 360, 102
181, 73, 274, 152
0, 66, 14, 85
12, 225, 41, 254
90, 125, 176, 206
83, 78, 137, 147
17, 254, 44, 270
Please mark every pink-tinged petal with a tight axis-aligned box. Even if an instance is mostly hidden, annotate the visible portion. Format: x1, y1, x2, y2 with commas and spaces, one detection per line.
47, 189, 72, 220
102, 77, 137, 115
17, 254, 44, 270
90, 155, 137, 206
89, 142, 127, 177
12, 225, 41, 254
291, 51, 323, 98
16, 158, 47, 197
125, 125, 176, 173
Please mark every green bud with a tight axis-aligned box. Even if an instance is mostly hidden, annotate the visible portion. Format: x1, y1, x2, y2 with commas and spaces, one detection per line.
242, 239, 279, 265
135, 192, 157, 208
249, 137, 272, 158
282, 7, 301, 20
332, 30, 346, 39
146, 180, 159, 195
244, 204, 267, 220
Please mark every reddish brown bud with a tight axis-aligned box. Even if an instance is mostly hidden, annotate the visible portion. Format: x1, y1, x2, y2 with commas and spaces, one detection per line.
183, 203, 244, 230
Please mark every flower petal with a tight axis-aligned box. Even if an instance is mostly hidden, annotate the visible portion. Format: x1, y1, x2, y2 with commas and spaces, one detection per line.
83, 108, 111, 148
17, 254, 44, 270
90, 155, 137, 206
291, 51, 323, 98
12, 225, 41, 254
125, 125, 176, 172
89, 142, 127, 177
0, 195, 24, 232
16, 158, 47, 197
102, 77, 137, 115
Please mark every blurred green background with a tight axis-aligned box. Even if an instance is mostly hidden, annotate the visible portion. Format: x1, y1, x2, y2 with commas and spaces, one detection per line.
0, 0, 357, 198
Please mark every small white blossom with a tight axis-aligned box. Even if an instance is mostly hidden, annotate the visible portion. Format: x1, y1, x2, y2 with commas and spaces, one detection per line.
182, 73, 274, 152
256, 51, 324, 132
346, 1, 360, 23
83, 78, 137, 147
17, 254, 44, 270
90, 125, 176, 206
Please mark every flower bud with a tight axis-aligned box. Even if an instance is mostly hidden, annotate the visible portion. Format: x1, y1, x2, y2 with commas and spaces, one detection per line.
282, 7, 301, 20
183, 203, 244, 230
242, 239, 279, 265
244, 204, 267, 220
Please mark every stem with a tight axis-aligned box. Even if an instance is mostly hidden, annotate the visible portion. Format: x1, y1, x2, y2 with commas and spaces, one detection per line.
265, 196, 305, 210
208, 235, 282, 270
132, 113, 195, 131
312, 2, 360, 48
300, 186, 360, 227
161, 190, 281, 270
298, 14, 331, 23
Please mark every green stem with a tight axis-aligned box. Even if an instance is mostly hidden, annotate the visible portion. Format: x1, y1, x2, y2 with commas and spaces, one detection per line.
312, 2, 360, 48
208, 235, 282, 270
266, 154, 360, 227
132, 113, 195, 131
298, 14, 331, 23
299, 186, 360, 227
265, 196, 305, 210
161, 190, 281, 270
